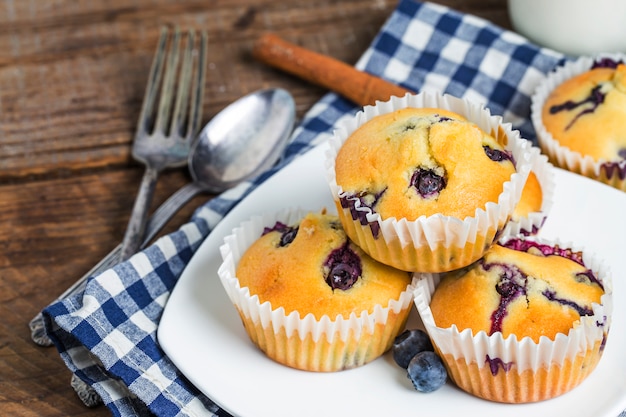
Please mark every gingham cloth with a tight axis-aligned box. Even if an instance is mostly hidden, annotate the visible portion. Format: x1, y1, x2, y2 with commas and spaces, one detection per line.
43, 1, 615, 416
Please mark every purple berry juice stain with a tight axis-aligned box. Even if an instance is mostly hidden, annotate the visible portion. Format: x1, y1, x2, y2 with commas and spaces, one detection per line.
340, 189, 385, 238
481, 260, 528, 335
485, 355, 514, 376
549, 85, 606, 130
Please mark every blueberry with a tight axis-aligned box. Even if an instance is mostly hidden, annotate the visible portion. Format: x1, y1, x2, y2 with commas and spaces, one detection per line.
410, 168, 446, 198
323, 243, 362, 291
279, 227, 298, 246
262, 222, 298, 247
406, 351, 448, 393
327, 262, 359, 290
483, 145, 513, 163
392, 329, 433, 369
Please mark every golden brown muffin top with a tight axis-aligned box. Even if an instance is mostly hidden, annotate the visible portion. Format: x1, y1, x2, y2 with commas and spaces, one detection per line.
334, 107, 516, 220
542, 64, 626, 161
430, 240, 604, 343
236, 212, 412, 320
512, 171, 543, 221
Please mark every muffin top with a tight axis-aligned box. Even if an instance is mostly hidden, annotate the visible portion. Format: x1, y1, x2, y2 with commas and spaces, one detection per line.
235, 211, 412, 320
429, 238, 605, 343
334, 107, 516, 220
512, 171, 543, 222
542, 62, 626, 162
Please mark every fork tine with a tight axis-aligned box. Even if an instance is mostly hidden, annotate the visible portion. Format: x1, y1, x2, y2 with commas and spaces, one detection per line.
136, 27, 169, 137
188, 31, 209, 139
169, 30, 195, 138
171, 30, 208, 140
154, 27, 182, 134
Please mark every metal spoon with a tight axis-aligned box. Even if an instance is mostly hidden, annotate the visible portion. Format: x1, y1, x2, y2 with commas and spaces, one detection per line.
30, 87, 296, 346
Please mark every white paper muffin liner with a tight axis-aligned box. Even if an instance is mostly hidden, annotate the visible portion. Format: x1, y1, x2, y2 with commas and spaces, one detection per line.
413, 235, 613, 403
217, 207, 419, 372
325, 91, 535, 272
531, 53, 626, 192
502, 146, 555, 237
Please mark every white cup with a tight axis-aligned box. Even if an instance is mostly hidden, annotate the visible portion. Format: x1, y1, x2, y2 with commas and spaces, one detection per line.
507, 0, 626, 56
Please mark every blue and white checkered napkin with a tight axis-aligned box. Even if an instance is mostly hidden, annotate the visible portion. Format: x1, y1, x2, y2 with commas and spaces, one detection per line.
43, 1, 572, 416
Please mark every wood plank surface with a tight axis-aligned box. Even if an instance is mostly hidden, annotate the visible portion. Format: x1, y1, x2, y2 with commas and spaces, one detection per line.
0, 0, 511, 415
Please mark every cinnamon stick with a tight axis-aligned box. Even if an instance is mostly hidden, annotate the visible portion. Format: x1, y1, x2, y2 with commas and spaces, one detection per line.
252, 33, 413, 107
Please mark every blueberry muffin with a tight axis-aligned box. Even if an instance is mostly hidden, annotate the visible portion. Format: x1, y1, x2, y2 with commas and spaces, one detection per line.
218, 209, 416, 372
532, 55, 626, 191
414, 236, 612, 403
334, 108, 516, 220
326, 92, 533, 272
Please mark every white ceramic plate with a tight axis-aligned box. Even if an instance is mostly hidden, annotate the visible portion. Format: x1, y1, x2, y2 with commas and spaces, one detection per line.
159, 141, 626, 417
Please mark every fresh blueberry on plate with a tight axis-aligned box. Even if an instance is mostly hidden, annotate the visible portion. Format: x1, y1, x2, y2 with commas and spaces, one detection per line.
392, 329, 433, 369
406, 351, 448, 393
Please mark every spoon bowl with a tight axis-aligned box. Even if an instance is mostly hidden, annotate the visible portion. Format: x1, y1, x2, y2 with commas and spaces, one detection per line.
190, 88, 296, 192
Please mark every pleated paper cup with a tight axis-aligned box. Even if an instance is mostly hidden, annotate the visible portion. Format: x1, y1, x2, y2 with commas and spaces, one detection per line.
217, 208, 418, 372
502, 146, 555, 237
531, 53, 626, 192
414, 236, 613, 403
325, 91, 534, 272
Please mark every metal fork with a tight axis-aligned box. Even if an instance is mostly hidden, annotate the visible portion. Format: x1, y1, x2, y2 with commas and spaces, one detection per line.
120, 26, 208, 261
34, 26, 209, 407
28, 27, 209, 347
27, 27, 207, 344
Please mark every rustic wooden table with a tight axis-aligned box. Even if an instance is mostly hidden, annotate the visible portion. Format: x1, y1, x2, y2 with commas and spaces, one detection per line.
0, 0, 510, 415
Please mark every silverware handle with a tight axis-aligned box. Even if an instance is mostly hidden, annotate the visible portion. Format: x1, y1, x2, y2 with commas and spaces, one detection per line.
30, 182, 203, 346
120, 167, 160, 261
143, 181, 203, 242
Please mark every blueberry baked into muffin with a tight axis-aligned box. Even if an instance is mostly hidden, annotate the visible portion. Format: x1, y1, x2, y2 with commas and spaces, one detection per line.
532, 55, 626, 191
218, 209, 416, 372
327, 92, 533, 272
414, 236, 612, 403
